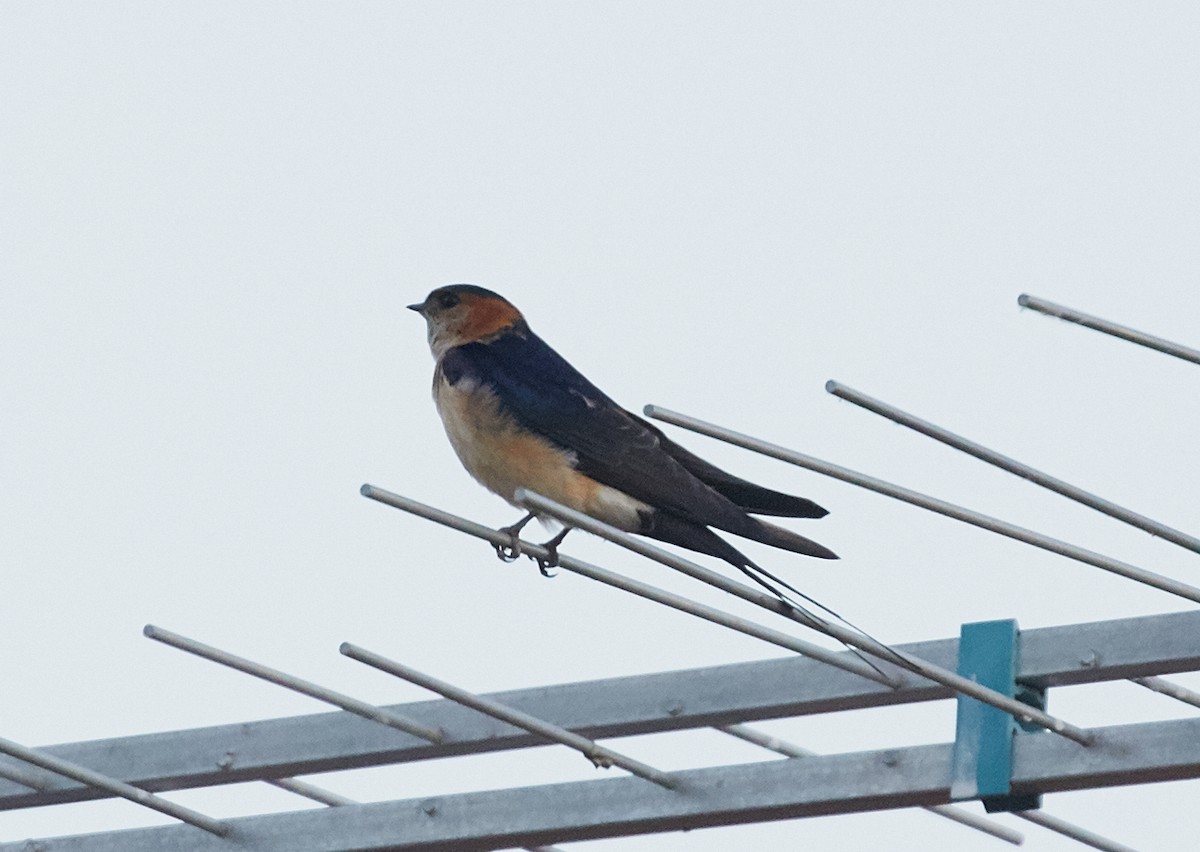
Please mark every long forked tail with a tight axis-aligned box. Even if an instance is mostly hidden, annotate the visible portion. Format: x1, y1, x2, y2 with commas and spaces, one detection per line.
644, 499, 839, 561
744, 516, 839, 560
640, 513, 841, 622
640, 512, 901, 675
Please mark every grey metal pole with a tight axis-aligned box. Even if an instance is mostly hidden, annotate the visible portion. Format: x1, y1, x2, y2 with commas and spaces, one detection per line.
0, 761, 51, 791
339, 643, 678, 789
358, 485, 900, 687
143, 625, 444, 743
0, 735, 228, 836
1019, 293, 1200, 365
643, 405, 1200, 606
1013, 810, 1139, 852
1131, 676, 1200, 710
720, 725, 1026, 846
266, 777, 357, 806
516, 489, 1094, 747
265, 779, 568, 852
7, 716, 1194, 852
825, 381, 1200, 554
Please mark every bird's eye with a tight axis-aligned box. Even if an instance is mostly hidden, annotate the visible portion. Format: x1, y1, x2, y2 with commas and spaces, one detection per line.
438, 292, 460, 309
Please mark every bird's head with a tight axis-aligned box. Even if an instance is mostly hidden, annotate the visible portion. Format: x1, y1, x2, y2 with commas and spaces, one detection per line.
408, 284, 526, 358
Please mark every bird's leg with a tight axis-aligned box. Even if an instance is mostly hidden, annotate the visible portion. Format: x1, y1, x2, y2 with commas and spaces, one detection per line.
535, 527, 572, 577
494, 512, 535, 562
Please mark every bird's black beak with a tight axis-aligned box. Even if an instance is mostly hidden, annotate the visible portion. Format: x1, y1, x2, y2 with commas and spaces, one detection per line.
406, 302, 424, 314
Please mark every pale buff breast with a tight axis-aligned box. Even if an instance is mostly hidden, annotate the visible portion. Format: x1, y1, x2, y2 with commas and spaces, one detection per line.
433, 374, 647, 530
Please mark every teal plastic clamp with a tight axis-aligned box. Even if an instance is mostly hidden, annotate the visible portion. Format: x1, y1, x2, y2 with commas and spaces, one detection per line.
949, 618, 1045, 813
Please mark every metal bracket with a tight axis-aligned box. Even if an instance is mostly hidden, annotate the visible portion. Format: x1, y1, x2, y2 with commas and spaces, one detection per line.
950, 619, 1045, 813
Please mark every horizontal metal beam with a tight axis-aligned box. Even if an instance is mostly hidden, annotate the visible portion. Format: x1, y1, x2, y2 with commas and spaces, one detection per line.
261, 779, 569, 852
718, 724, 1025, 846
5, 716, 1197, 852
2, 609, 1197, 811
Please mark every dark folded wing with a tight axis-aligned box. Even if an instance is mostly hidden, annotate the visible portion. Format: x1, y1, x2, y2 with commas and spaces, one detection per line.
646, 424, 829, 518
446, 332, 754, 532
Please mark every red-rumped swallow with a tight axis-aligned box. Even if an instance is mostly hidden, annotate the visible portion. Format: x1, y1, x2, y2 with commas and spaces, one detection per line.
408, 284, 837, 592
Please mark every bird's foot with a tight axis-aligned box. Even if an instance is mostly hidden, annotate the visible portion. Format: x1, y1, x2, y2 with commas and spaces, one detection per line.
534, 543, 561, 576
534, 528, 571, 577
493, 513, 535, 563
494, 535, 521, 563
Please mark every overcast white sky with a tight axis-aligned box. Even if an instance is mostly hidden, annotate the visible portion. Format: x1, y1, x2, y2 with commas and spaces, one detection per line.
2, 2, 1199, 849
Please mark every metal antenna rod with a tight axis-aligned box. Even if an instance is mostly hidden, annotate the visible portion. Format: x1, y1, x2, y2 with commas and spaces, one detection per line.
1013, 810, 1139, 852
0, 761, 51, 791
1019, 293, 1200, 365
644, 405, 1200, 606
266, 777, 357, 807
516, 490, 1093, 747
719, 724, 1025, 846
359, 485, 899, 688
826, 381, 1200, 555
0, 735, 228, 836
143, 625, 444, 743
340, 643, 678, 789
1131, 676, 1200, 711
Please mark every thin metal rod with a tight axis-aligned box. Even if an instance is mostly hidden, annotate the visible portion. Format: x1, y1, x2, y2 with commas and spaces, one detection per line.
1019, 293, 1200, 365
644, 405, 1200, 606
1131, 676, 1200, 710
826, 381, 1200, 555
267, 777, 357, 806
0, 761, 51, 791
720, 725, 1025, 846
0, 735, 228, 836
340, 642, 678, 789
516, 489, 1094, 747
143, 625, 444, 743
1013, 810, 1138, 852
359, 485, 899, 687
